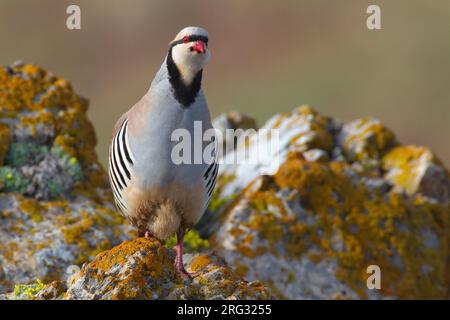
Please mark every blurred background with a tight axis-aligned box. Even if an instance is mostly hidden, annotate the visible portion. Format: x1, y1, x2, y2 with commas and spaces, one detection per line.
0, 0, 449, 167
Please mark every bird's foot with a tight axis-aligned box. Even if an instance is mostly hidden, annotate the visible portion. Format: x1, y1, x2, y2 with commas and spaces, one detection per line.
173, 228, 200, 279
175, 259, 200, 279
173, 246, 200, 279
144, 231, 153, 239
144, 231, 165, 244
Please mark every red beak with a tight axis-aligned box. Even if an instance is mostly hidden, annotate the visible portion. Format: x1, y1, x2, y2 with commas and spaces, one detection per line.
192, 40, 206, 53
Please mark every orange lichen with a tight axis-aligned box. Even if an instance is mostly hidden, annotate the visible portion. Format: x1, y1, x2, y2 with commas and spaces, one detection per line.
341, 118, 396, 161
56, 207, 126, 265
0, 63, 107, 196
53, 134, 78, 158
82, 238, 178, 299
234, 263, 249, 278
190, 254, 213, 272
225, 150, 448, 299
0, 123, 11, 165
289, 105, 334, 152
381, 145, 448, 197
19, 197, 44, 223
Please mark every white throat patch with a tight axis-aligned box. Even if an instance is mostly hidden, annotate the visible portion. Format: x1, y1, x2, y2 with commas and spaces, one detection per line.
171, 43, 210, 86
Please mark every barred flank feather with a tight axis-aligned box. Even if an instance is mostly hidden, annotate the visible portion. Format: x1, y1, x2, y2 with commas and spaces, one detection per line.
108, 118, 134, 214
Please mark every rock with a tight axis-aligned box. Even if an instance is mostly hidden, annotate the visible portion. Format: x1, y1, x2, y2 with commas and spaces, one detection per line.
217, 106, 335, 199
0, 62, 134, 293
36, 280, 67, 300
200, 106, 336, 238
382, 145, 450, 202
209, 106, 450, 299
36, 238, 271, 300
213, 111, 258, 136
0, 279, 45, 300
303, 149, 329, 163
1, 62, 448, 300
338, 118, 396, 162
212, 111, 258, 155
196, 111, 258, 235
0, 124, 11, 166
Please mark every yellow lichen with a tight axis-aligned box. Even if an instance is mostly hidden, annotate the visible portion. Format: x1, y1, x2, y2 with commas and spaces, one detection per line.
227, 150, 448, 299
56, 207, 125, 265
341, 118, 396, 161
234, 263, 249, 278
84, 238, 178, 299
381, 145, 448, 196
190, 254, 213, 272
289, 105, 334, 152
0, 123, 11, 165
19, 197, 44, 223
0, 63, 107, 197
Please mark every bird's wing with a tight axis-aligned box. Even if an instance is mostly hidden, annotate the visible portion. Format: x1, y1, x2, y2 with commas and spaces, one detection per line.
108, 114, 135, 215
202, 148, 219, 210
111, 112, 129, 142
108, 94, 153, 215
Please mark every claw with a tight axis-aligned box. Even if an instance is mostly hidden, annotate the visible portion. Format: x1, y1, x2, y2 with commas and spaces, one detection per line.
144, 231, 153, 239
176, 263, 200, 279
174, 229, 200, 279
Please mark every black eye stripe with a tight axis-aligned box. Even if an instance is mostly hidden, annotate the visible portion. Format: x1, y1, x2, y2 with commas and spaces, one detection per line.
189, 35, 208, 44
170, 35, 209, 48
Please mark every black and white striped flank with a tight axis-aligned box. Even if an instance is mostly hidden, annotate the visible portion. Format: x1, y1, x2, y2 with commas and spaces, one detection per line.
203, 148, 219, 211
108, 118, 134, 214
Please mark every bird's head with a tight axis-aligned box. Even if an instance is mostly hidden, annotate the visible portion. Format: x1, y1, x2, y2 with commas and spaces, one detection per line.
169, 26, 210, 85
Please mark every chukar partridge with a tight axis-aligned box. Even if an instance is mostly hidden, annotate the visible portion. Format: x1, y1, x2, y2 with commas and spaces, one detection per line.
108, 26, 217, 278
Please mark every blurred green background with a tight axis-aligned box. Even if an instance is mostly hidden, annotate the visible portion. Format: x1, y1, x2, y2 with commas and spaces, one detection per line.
0, 0, 449, 168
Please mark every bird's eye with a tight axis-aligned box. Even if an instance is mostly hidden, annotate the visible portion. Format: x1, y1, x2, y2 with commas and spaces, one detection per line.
182, 36, 190, 43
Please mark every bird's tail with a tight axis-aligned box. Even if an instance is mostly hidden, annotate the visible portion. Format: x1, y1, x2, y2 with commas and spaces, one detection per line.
150, 202, 181, 241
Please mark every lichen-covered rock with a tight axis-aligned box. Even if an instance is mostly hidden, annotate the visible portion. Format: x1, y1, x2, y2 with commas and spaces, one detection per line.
208, 105, 449, 299
337, 118, 396, 162
213, 111, 258, 136
1, 62, 448, 300
0, 124, 11, 166
382, 145, 449, 202
35, 238, 271, 300
200, 106, 338, 238
0, 62, 134, 293
216, 106, 336, 202
212, 111, 258, 156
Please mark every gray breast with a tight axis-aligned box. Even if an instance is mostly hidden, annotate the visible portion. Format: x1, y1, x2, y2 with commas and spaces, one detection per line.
130, 83, 214, 192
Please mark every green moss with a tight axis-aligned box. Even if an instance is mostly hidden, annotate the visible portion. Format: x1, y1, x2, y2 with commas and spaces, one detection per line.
5, 142, 48, 167
48, 180, 63, 198
65, 157, 82, 182
51, 146, 83, 182
0, 62, 107, 198
0, 166, 28, 193
165, 229, 209, 253
13, 279, 45, 299
209, 191, 236, 213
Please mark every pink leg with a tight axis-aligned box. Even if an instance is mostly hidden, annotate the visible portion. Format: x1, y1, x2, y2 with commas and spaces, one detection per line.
174, 229, 199, 279
145, 231, 152, 239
